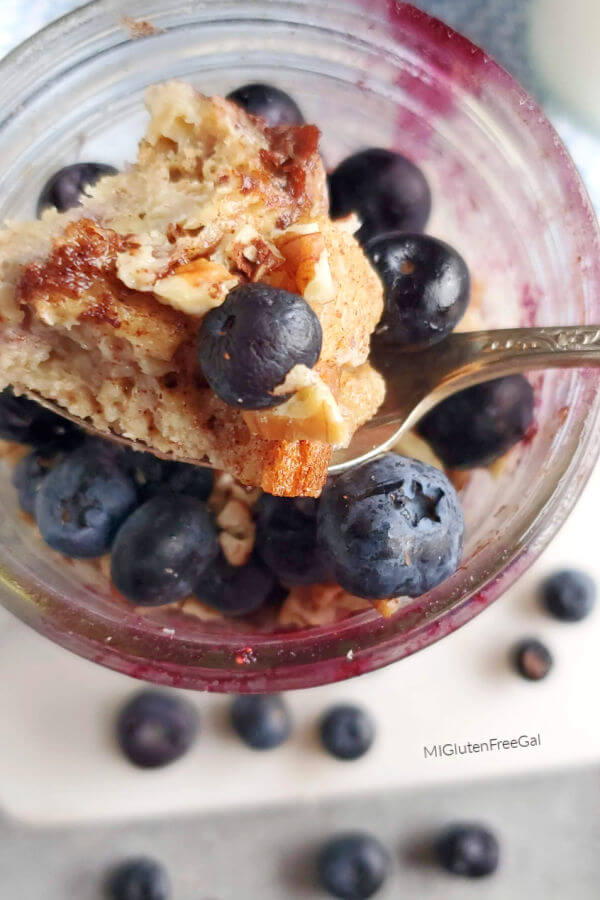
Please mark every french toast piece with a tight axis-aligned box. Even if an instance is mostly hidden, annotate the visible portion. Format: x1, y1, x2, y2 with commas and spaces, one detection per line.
0, 82, 384, 496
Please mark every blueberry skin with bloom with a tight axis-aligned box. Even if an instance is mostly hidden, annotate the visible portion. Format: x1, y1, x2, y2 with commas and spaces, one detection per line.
105, 856, 171, 900
541, 569, 596, 622
435, 823, 500, 878
227, 82, 304, 126
116, 690, 199, 769
317, 832, 390, 899
318, 454, 465, 600
320, 705, 375, 761
111, 494, 219, 606
195, 553, 277, 617
230, 695, 292, 750
418, 375, 534, 469
0, 387, 82, 449
198, 283, 322, 409
35, 445, 137, 557
367, 232, 470, 349
12, 447, 60, 516
37, 162, 118, 215
255, 494, 332, 586
328, 147, 431, 244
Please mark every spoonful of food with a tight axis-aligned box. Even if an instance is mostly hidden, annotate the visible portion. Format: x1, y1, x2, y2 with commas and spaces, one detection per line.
25, 324, 600, 474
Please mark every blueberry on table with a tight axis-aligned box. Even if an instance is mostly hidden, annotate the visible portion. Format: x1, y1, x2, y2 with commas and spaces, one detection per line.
111, 494, 218, 606
0, 387, 81, 449
320, 704, 375, 761
227, 82, 304, 126
318, 453, 464, 600
541, 569, 596, 622
418, 375, 534, 469
106, 856, 171, 900
195, 553, 276, 616
35, 445, 137, 557
12, 447, 61, 516
198, 283, 322, 409
317, 833, 390, 899
513, 638, 553, 681
255, 494, 332, 586
116, 690, 199, 769
230, 694, 291, 750
367, 233, 470, 349
435, 823, 500, 878
37, 162, 118, 215
328, 148, 431, 244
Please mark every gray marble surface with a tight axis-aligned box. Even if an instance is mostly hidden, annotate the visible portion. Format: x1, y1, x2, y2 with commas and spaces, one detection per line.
3, 767, 599, 899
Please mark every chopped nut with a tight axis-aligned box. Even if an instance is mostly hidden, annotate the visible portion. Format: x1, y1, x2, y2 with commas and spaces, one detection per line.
216, 498, 256, 566
154, 258, 238, 315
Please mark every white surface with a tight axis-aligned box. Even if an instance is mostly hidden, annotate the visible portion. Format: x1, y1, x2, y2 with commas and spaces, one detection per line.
1, 461, 600, 826
530, 0, 600, 133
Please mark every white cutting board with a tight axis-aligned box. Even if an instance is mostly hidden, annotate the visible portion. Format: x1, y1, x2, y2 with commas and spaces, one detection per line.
1, 458, 599, 826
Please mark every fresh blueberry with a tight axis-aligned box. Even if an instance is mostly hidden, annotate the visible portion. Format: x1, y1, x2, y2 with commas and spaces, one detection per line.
0, 387, 82, 449
106, 857, 171, 900
317, 833, 390, 899
195, 553, 276, 616
318, 454, 464, 600
328, 148, 431, 244
227, 82, 304, 126
35, 445, 137, 557
255, 494, 332, 586
320, 705, 375, 761
117, 448, 173, 500
198, 283, 322, 409
163, 461, 214, 502
12, 447, 61, 516
435, 824, 500, 878
116, 690, 199, 769
418, 375, 535, 469
37, 162, 118, 215
111, 494, 218, 606
541, 570, 596, 622
513, 638, 553, 681
230, 695, 291, 750
367, 233, 470, 348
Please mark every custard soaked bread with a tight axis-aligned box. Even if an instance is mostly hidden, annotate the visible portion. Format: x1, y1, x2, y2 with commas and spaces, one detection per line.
0, 82, 384, 495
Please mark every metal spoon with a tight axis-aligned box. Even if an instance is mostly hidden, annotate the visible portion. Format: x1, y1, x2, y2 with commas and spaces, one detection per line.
26, 324, 600, 473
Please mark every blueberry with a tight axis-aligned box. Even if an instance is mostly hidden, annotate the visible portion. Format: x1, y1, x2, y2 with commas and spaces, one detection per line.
317, 833, 390, 899
513, 638, 553, 681
118, 448, 173, 500
320, 705, 375, 761
328, 148, 431, 244
367, 233, 470, 349
163, 461, 214, 501
0, 387, 82, 449
111, 494, 218, 606
37, 162, 118, 215
418, 375, 535, 469
227, 82, 304, 126
435, 824, 500, 878
541, 570, 596, 622
116, 690, 199, 769
12, 447, 61, 516
195, 553, 276, 616
35, 445, 137, 557
106, 857, 171, 900
255, 494, 332, 586
230, 695, 291, 750
318, 454, 464, 600
198, 283, 322, 409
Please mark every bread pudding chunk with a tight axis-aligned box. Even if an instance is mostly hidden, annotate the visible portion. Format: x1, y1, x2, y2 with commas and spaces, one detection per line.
0, 82, 384, 496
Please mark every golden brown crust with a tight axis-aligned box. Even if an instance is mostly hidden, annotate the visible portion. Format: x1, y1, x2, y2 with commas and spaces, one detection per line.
260, 440, 332, 497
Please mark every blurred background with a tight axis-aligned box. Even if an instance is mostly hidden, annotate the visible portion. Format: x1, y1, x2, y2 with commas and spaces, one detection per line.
1, 1, 599, 898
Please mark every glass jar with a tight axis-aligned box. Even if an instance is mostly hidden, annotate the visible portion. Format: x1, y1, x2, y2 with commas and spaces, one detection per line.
0, 0, 598, 691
